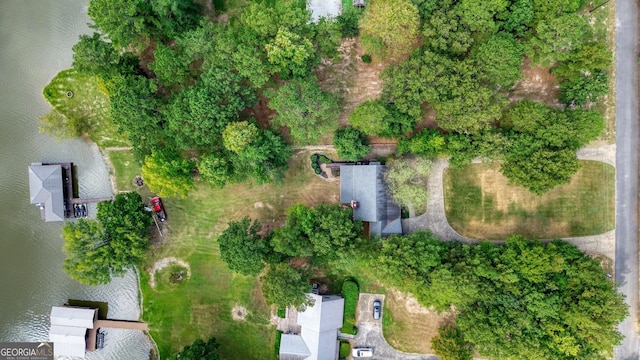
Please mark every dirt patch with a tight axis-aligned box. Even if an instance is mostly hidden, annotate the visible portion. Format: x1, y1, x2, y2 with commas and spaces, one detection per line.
510, 58, 562, 108
149, 257, 191, 289
384, 289, 456, 354
242, 94, 276, 130
232, 305, 249, 321
315, 38, 389, 127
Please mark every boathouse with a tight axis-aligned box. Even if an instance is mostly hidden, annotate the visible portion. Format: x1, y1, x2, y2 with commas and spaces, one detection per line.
28, 162, 72, 222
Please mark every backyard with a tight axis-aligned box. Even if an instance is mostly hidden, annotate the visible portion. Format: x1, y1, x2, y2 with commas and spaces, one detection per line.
130, 149, 341, 359
444, 161, 615, 240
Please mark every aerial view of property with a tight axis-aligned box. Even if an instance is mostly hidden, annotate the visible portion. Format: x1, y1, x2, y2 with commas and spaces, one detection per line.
0, 0, 638, 359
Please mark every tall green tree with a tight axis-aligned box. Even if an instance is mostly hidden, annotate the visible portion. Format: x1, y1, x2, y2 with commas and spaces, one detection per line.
217, 217, 270, 276
148, 43, 192, 87
142, 148, 195, 198
359, 0, 420, 59
62, 193, 152, 285
333, 127, 370, 161
472, 33, 523, 89
261, 263, 313, 310
164, 66, 254, 149
384, 156, 432, 211
432, 326, 473, 360
108, 75, 163, 158
175, 337, 220, 360
265, 28, 316, 78
222, 121, 260, 154
526, 13, 591, 66
268, 77, 340, 144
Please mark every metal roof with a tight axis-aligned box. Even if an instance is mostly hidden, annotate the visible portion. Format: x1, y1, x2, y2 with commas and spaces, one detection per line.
28, 163, 64, 222
50, 306, 96, 329
279, 334, 311, 360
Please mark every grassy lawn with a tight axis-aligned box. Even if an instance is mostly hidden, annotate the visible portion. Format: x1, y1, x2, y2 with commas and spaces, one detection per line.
42, 69, 128, 148
444, 161, 615, 240
107, 150, 141, 192
139, 149, 340, 359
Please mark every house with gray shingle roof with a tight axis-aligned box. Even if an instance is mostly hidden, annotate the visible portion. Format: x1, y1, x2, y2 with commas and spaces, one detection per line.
28, 163, 65, 222
339, 163, 402, 238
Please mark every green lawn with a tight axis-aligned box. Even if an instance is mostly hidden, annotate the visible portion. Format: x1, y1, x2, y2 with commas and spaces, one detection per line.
139, 150, 341, 359
444, 161, 615, 240
107, 150, 141, 192
42, 69, 128, 147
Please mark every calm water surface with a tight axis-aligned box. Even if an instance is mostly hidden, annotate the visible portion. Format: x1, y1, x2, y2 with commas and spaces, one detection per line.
0, 1, 151, 358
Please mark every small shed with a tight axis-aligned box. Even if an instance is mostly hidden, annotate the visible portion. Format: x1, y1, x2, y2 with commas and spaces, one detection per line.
353, 0, 366, 7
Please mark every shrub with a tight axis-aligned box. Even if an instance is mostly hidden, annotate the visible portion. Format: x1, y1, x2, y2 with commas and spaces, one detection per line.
277, 308, 286, 318
314, 167, 322, 175
319, 155, 332, 164
274, 330, 283, 356
361, 54, 372, 63
341, 279, 359, 335
339, 341, 351, 358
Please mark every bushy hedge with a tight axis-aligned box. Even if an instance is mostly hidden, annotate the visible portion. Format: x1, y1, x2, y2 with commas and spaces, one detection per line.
340, 279, 359, 335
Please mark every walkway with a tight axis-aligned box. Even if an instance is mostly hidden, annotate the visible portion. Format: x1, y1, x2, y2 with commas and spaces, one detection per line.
402, 146, 617, 260
614, 0, 640, 357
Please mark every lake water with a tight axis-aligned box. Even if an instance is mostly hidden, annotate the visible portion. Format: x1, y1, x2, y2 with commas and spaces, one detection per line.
0, 1, 152, 358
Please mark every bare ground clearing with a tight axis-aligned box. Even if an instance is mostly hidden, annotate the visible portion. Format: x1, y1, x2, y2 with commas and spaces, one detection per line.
383, 290, 455, 354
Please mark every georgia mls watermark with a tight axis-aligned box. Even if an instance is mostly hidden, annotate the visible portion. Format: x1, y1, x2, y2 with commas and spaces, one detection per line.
0, 342, 53, 360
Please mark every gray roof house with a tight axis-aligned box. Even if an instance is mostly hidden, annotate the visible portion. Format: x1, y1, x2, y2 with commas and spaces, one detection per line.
28, 163, 64, 222
279, 294, 344, 360
340, 163, 402, 238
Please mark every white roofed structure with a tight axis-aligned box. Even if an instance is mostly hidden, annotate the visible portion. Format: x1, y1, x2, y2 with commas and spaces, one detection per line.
279, 294, 344, 360
49, 306, 98, 359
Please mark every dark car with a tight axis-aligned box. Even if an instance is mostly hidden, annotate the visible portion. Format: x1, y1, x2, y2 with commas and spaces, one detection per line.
151, 197, 167, 222
373, 300, 381, 320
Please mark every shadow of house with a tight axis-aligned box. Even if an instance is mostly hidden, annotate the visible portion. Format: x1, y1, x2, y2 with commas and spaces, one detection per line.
339, 163, 402, 238
279, 294, 344, 360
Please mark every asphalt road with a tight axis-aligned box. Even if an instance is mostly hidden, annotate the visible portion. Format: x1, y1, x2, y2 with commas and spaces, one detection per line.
614, 0, 640, 359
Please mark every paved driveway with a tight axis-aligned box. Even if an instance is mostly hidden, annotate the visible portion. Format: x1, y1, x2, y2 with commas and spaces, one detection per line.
354, 294, 438, 360
614, 0, 640, 358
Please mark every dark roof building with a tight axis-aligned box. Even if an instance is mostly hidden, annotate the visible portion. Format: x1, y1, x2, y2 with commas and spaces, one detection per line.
339, 163, 402, 238
28, 163, 65, 222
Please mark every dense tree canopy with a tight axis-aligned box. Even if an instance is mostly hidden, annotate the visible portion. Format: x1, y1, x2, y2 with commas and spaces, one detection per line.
359, 0, 420, 59
372, 232, 627, 360
261, 263, 313, 310
217, 217, 270, 276
141, 148, 195, 198
164, 66, 255, 150
270, 204, 363, 260
500, 100, 603, 193
62, 193, 152, 285
268, 77, 340, 144
333, 127, 370, 161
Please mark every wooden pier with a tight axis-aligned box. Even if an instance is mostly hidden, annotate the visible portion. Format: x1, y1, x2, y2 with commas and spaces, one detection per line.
70, 197, 114, 205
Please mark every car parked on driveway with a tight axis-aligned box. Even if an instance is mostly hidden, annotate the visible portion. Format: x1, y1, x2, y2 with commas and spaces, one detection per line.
352, 347, 374, 358
151, 196, 167, 222
373, 300, 381, 320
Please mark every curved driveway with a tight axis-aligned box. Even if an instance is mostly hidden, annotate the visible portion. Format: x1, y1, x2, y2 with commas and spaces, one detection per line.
614, 0, 639, 358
